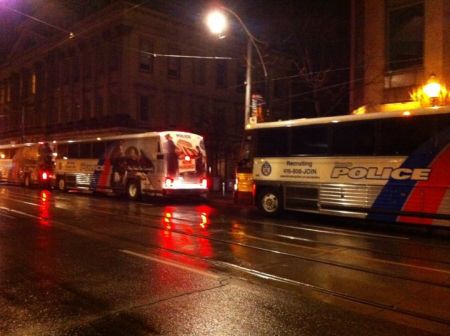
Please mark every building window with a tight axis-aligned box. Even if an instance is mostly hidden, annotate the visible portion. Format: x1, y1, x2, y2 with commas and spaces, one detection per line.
167, 47, 181, 79
109, 94, 118, 115
83, 53, 92, 79
109, 44, 121, 71
166, 94, 179, 126
6, 80, 11, 103
62, 58, 71, 84
386, 1, 424, 71
96, 48, 104, 76
83, 99, 91, 119
31, 72, 37, 95
96, 95, 103, 116
73, 99, 81, 120
72, 56, 80, 83
35, 65, 46, 96
192, 59, 206, 85
215, 60, 227, 88
49, 60, 60, 90
191, 99, 207, 132
139, 95, 150, 121
139, 40, 153, 73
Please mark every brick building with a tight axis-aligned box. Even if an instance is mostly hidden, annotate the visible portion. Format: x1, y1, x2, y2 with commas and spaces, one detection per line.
350, 0, 450, 112
0, 1, 279, 183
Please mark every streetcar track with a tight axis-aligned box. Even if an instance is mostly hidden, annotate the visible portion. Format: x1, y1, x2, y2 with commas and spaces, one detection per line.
2, 197, 450, 291
3, 189, 450, 271
244, 233, 450, 275
244, 218, 410, 240
2, 196, 450, 328
72, 202, 450, 268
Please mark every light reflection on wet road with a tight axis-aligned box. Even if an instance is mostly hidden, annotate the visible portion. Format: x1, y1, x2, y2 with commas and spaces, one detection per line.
0, 186, 449, 335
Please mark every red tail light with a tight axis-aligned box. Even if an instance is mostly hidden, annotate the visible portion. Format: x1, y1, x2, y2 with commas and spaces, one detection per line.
164, 177, 173, 188
41, 171, 48, 180
201, 178, 208, 188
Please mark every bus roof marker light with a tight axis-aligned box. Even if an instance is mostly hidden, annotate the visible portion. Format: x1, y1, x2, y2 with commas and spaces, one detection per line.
331, 120, 339, 123
402, 111, 411, 116
97, 137, 102, 141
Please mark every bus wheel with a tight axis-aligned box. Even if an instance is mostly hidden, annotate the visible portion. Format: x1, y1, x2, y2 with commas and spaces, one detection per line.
57, 177, 66, 192
126, 180, 141, 201
258, 188, 282, 216
24, 174, 31, 188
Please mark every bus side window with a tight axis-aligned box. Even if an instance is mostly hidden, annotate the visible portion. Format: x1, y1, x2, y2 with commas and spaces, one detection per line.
156, 141, 164, 159
256, 129, 288, 157
5, 148, 13, 159
291, 125, 329, 156
79, 143, 92, 158
57, 144, 68, 159
332, 121, 375, 156
93, 142, 105, 158
377, 116, 435, 155
9, 148, 16, 159
68, 143, 79, 159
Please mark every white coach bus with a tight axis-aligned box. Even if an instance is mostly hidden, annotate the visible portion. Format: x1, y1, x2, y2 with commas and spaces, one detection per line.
236, 107, 450, 227
53, 131, 208, 199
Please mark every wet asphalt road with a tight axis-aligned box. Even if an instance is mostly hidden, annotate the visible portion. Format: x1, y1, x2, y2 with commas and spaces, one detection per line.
0, 186, 449, 335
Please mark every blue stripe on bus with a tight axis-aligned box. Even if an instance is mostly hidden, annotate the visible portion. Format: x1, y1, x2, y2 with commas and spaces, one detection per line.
368, 128, 450, 222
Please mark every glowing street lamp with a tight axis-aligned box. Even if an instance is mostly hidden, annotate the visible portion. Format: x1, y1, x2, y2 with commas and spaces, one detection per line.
206, 11, 228, 36
206, 7, 268, 127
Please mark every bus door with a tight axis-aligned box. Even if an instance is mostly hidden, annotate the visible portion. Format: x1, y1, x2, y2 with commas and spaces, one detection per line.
234, 133, 255, 204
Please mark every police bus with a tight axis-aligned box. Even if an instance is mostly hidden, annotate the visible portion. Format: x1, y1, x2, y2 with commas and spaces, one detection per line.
1, 131, 208, 199
53, 131, 208, 199
0, 142, 54, 188
236, 107, 450, 227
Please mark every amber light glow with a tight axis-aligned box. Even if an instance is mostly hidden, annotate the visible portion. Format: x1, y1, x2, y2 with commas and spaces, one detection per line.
411, 75, 449, 107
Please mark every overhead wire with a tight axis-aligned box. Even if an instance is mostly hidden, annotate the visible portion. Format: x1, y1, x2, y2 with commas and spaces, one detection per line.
1, 2, 431, 80
0, 1, 233, 61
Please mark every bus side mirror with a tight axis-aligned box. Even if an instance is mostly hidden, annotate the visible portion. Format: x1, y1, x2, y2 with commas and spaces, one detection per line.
157, 154, 164, 160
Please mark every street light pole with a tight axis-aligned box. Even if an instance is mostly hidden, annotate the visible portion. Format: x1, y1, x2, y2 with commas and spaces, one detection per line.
245, 38, 252, 126
206, 7, 268, 128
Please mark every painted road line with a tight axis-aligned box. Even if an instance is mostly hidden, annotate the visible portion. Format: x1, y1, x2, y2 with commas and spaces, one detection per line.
0, 211, 14, 219
0, 206, 39, 219
119, 249, 220, 279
